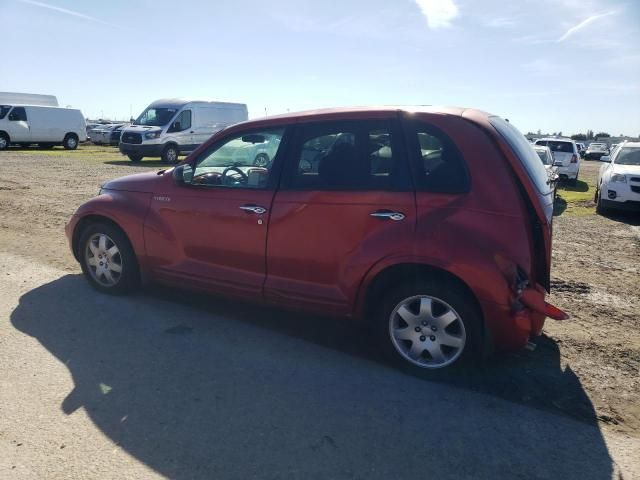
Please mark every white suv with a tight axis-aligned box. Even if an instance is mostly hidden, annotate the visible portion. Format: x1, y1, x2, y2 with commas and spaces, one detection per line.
534, 138, 581, 185
595, 142, 640, 213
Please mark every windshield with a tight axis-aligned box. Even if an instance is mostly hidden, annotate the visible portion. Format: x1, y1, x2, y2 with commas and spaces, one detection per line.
134, 107, 177, 126
615, 147, 640, 166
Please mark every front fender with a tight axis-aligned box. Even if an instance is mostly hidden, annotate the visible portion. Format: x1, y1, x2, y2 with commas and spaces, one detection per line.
70, 190, 152, 264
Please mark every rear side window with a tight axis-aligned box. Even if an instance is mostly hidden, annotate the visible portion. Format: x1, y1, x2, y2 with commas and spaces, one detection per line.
8, 107, 27, 121
0, 106, 10, 119
285, 120, 411, 191
407, 122, 469, 193
490, 117, 550, 194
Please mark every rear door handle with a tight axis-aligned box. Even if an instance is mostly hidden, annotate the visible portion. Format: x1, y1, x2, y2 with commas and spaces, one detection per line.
370, 210, 405, 221
239, 204, 267, 215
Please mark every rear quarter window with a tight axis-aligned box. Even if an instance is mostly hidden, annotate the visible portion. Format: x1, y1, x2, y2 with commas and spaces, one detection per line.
490, 117, 551, 195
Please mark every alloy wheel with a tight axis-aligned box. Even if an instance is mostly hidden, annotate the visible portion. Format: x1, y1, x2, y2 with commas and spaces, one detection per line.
389, 295, 466, 369
84, 233, 123, 287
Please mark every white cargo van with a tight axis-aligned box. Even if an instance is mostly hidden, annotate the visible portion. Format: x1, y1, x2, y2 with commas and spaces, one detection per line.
0, 105, 87, 150
119, 99, 248, 163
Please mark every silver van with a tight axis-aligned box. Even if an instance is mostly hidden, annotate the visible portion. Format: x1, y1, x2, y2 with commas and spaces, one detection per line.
119, 99, 248, 163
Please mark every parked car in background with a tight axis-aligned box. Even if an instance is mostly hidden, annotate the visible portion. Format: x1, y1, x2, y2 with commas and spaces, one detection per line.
575, 142, 586, 157
585, 142, 609, 160
119, 99, 248, 163
66, 106, 568, 373
93, 124, 121, 145
533, 145, 559, 198
0, 104, 86, 150
88, 124, 112, 144
534, 138, 581, 184
109, 124, 128, 146
595, 142, 640, 213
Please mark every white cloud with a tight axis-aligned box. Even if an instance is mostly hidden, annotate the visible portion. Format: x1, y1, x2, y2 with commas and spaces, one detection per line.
484, 17, 515, 29
17, 0, 122, 29
557, 10, 617, 42
415, 0, 459, 29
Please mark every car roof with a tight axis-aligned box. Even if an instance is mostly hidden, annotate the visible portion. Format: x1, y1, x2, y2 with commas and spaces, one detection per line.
229, 105, 483, 129
148, 98, 246, 109
619, 142, 640, 148
536, 137, 574, 143
533, 145, 551, 151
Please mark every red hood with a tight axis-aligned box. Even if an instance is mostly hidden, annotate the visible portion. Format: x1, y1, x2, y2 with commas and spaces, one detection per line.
101, 171, 165, 193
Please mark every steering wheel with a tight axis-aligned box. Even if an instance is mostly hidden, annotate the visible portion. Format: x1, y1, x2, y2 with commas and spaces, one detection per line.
221, 165, 249, 186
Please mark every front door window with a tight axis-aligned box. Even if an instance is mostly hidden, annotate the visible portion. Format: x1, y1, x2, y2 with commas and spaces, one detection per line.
191, 129, 285, 189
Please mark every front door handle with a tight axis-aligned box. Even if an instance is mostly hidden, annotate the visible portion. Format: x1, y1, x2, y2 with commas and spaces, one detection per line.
239, 204, 267, 215
370, 210, 405, 221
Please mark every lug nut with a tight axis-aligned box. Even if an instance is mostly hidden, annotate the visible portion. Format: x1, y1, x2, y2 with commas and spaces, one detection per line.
421, 320, 428, 326
431, 326, 437, 332
430, 335, 436, 341
414, 326, 421, 332
420, 336, 426, 342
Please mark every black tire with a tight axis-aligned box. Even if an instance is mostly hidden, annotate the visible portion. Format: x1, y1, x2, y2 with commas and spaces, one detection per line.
161, 144, 179, 164
78, 222, 140, 295
63, 133, 79, 150
374, 278, 482, 375
0, 133, 8, 150
596, 188, 609, 215
128, 154, 143, 163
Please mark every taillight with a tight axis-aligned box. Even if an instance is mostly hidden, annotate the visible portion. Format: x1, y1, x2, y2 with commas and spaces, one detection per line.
571, 154, 577, 163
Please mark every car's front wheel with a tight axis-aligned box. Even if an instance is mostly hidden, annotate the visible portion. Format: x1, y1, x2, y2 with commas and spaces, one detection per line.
375, 279, 480, 373
128, 154, 143, 162
78, 223, 140, 294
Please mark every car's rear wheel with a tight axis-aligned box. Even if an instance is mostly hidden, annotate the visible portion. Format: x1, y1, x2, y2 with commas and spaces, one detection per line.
0, 133, 8, 150
78, 223, 139, 295
128, 154, 143, 162
375, 279, 481, 373
161, 144, 179, 164
63, 133, 79, 150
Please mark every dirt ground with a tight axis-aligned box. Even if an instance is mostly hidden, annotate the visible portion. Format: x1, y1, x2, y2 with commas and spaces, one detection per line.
0, 145, 638, 451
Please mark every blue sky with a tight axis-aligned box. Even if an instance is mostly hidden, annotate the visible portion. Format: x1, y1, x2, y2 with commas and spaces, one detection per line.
1, 0, 638, 135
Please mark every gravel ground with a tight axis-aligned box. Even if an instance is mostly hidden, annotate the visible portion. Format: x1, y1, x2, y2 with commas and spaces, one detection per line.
0, 145, 638, 479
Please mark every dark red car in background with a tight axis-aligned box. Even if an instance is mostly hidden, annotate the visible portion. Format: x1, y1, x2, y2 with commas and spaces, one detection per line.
66, 107, 568, 371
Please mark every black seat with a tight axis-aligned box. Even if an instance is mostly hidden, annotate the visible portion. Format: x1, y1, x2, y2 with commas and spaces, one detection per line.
318, 143, 365, 188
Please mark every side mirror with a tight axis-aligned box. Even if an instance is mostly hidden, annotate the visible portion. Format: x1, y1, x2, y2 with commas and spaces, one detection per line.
600, 155, 611, 163
173, 164, 194, 185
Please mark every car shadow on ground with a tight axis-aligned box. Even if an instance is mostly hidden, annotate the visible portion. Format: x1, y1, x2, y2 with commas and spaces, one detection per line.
561, 179, 590, 193
601, 210, 640, 226
11, 275, 615, 479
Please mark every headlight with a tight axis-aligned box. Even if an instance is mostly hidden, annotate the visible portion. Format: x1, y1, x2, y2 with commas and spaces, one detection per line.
144, 131, 161, 139
611, 173, 626, 183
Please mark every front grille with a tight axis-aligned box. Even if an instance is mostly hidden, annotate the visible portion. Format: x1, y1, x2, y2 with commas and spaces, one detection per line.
631, 185, 640, 194
121, 132, 142, 144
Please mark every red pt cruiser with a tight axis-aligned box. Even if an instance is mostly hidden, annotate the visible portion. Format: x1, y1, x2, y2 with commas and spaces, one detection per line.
66, 107, 568, 371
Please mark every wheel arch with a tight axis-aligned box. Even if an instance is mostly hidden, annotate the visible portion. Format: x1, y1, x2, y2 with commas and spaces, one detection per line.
72, 214, 133, 262
358, 261, 488, 350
